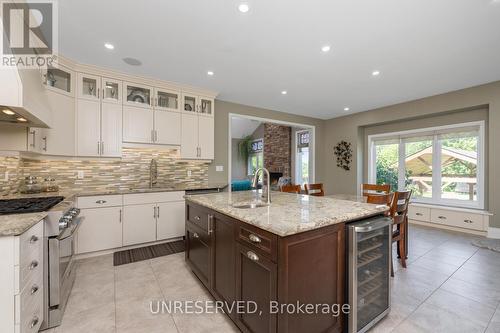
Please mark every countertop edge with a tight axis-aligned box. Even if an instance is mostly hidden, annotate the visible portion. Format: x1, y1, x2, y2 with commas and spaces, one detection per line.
0, 212, 48, 236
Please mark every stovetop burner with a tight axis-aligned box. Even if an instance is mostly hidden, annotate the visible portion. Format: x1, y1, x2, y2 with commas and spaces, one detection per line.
0, 196, 64, 215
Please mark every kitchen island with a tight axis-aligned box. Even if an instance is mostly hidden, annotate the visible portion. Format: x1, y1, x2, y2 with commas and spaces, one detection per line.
184, 190, 388, 333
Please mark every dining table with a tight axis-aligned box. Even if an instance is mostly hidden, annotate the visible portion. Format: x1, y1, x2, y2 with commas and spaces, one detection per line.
326, 193, 409, 259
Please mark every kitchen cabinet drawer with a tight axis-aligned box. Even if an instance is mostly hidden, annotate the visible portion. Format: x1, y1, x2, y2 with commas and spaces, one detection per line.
430, 209, 485, 231
15, 273, 42, 325
123, 191, 184, 205
16, 244, 42, 294
186, 224, 211, 288
18, 297, 42, 333
77, 194, 123, 209
237, 222, 278, 262
186, 204, 209, 231
408, 206, 430, 222
16, 221, 43, 267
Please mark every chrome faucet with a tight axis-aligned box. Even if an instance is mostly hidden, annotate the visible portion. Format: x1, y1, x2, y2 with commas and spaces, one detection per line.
252, 167, 271, 204
150, 158, 158, 188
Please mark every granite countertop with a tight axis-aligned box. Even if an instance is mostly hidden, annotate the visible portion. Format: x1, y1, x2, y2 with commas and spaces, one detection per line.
0, 183, 228, 200
185, 190, 389, 237
0, 212, 48, 236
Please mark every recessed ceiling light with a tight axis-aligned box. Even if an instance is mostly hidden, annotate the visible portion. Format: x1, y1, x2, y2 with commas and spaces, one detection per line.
104, 43, 114, 50
281, 90, 287, 95
372, 70, 381, 76
321, 45, 331, 53
16, 117, 27, 122
2, 109, 15, 115
344, 107, 350, 111
207, 71, 214, 76
238, 3, 250, 13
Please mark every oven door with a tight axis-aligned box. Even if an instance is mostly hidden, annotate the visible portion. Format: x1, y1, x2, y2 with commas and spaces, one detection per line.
48, 217, 82, 308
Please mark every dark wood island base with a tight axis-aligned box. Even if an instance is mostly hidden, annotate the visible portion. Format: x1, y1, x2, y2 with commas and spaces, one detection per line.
185, 202, 346, 333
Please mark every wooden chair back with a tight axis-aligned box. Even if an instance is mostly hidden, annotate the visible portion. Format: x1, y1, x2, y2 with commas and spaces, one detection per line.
280, 185, 302, 194
361, 183, 391, 196
304, 183, 325, 196
366, 193, 394, 206
390, 191, 412, 225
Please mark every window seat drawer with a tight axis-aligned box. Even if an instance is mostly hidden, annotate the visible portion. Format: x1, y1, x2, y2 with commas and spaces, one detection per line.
430, 209, 485, 231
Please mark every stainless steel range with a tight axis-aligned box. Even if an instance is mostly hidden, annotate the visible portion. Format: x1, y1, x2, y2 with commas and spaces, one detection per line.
40, 197, 82, 330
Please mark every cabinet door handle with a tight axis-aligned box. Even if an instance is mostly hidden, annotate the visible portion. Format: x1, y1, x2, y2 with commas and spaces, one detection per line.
101, 141, 104, 155
31, 284, 39, 295
193, 232, 200, 239
29, 235, 39, 243
208, 214, 214, 235
438, 216, 447, 220
29, 130, 36, 148
42, 137, 47, 151
464, 219, 474, 224
95, 200, 107, 204
246, 251, 259, 262
153, 206, 157, 219
157, 206, 160, 218
97, 88, 100, 99
248, 234, 262, 244
416, 213, 423, 216
29, 260, 39, 270
30, 316, 39, 329
119, 209, 122, 223
97, 141, 100, 155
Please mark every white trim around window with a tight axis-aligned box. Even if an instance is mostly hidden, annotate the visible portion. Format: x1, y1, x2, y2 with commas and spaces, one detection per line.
367, 121, 485, 210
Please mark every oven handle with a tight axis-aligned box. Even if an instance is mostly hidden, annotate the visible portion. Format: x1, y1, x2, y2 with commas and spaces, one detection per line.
57, 216, 84, 241
48, 237, 60, 307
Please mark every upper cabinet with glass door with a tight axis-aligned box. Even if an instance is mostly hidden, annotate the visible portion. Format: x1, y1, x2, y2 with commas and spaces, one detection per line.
42, 65, 75, 96
102, 78, 122, 104
77, 73, 100, 101
123, 82, 152, 108
182, 93, 214, 117
154, 88, 180, 112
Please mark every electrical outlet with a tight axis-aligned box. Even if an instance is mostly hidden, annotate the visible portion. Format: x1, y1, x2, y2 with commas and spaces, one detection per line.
77, 171, 84, 179
216, 165, 224, 172
187, 170, 192, 177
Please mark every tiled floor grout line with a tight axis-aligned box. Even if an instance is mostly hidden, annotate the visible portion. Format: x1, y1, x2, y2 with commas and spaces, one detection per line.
149, 258, 182, 333
390, 238, 482, 332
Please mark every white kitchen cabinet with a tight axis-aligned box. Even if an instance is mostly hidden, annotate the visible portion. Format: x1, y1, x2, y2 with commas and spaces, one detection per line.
157, 201, 185, 240
199, 116, 214, 159
123, 204, 157, 246
76, 74, 122, 157
181, 113, 199, 159
123, 82, 153, 108
77, 206, 123, 254
182, 93, 214, 117
181, 112, 214, 160
155, 110, 181, 145
27, 128, 44, 153
123, 105, 154, 144
42, 65, 75, 97
154, 87, 180, 112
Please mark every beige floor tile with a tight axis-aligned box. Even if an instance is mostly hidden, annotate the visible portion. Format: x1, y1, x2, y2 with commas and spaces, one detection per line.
116, 297, 178, 333
172, 312, 239, 333
58, 302, 116, 333
441, 277, 500, 308
409, 257, 459, 276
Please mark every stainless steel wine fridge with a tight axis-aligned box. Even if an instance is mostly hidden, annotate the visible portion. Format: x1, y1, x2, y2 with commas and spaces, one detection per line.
347, 216, 392, 333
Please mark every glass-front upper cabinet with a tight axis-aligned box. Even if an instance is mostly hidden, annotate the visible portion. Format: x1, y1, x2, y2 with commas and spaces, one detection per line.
123, 82, 152, 108
182, 93, 198, 113
43, 66, 74, 96
154, 88, 180, 112
199, 96, 214, 116
77, 73, 100, 100
102, 78, 122, 104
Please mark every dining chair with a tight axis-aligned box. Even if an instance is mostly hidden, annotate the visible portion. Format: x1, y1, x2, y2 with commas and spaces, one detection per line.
304, 183, 325, 196
361, 183, 391, 196
366, 193, 394, 215
280, 185, 302, 194
389, 190, 412, 277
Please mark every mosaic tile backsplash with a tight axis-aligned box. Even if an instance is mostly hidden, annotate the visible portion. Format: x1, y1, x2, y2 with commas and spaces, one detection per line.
0, 148, 210, 195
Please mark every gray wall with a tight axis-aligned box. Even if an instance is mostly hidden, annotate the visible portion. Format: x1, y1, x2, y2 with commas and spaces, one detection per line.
322, 81, 500, 227
209, 100, 325, 185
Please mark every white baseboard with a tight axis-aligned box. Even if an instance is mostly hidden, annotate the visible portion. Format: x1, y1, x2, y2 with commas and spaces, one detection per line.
488, 227, 500, 239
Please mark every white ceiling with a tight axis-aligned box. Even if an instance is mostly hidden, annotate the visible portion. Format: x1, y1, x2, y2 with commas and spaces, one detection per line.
59, 0, 500, 119
231, 117, 261, 139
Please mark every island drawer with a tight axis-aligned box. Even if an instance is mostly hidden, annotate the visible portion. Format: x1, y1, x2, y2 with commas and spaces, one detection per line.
78, 195, 123, 209
186, 204, 209, 231
236, 222, 278, 262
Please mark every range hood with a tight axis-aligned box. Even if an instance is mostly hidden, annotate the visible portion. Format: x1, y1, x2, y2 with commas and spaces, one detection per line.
0, 65, 52, 128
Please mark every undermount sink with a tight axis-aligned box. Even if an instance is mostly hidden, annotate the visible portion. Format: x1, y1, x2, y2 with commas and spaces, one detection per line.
232, 202, 270, 209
